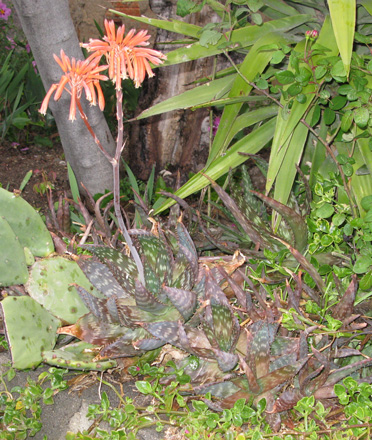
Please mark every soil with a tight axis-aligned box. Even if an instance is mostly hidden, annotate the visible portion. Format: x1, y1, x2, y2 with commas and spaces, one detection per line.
0, 138, 71, 214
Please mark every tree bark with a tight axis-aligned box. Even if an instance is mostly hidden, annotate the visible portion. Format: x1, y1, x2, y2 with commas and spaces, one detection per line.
128, 1, 215, 183
12, 0, 116, 196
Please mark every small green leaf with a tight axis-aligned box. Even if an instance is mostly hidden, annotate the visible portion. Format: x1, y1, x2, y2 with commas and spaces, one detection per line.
353, 257, 372, 274
287, 83, 302, 96
324, 108, 336, 125
248, 0, 264, 12
338, 84, 353, 95
315, 65, 327, 80
310, 105, 321, 126
331, 60, 347, 79
177, 0, 203, 17
320, 235, 333, 247
296, 94, 306, 104
275, 70, 295, 85
199, 29, 223, 47
341, 163, 354, 177
341, 110, 353, 132
332, 213, 346, 226
135, 381, 153, 395
271, 50, 285, 64
330, 95, 347, 111
256, 78, 268, 89
360, 270, 372, 291
354, 107, 370, 128
251, 13, 263, 25
362, 195, 372, 212
316, 203, 334, 219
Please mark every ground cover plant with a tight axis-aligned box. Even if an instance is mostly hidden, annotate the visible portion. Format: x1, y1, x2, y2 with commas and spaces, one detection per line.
3, 0, 372, 439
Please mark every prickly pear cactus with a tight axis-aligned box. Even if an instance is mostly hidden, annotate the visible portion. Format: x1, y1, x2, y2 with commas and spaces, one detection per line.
42, 341, 117, 371
26, 257, 102, 324
0, 188, 54, 257
0, 217, 29, 287
1, 296, 60, 369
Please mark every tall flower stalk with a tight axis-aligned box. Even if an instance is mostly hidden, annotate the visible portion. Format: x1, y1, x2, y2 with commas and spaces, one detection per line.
40, 20, 166, 285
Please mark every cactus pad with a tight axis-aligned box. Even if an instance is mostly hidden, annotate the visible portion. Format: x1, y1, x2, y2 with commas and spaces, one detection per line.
0, 217, 29, 287
0, 188, 54, 257
1, 296, 60, 369
26, 256, 103, 324
42, 341, 117, 371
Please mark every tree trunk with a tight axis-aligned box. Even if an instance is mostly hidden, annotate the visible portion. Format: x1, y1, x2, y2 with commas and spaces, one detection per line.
128, 1, 215, 184
12, 0, 116, 196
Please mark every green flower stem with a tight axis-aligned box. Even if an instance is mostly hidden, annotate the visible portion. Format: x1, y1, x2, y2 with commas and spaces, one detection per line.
114, 88, 145, 285
76, 95, 145, 285
76, 100, 113, 165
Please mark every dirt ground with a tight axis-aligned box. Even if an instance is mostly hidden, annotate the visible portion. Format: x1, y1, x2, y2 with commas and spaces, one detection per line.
0, 138, 71, 214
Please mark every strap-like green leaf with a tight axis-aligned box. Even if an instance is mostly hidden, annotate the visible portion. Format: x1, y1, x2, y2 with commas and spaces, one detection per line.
109, 11, 203, 38
119, 14, 312, 67
327, 0, 356, 78
266, 16, 339, 201
154, 117, 276, 214
136, 75, 235, 119
207, 32, 288, 167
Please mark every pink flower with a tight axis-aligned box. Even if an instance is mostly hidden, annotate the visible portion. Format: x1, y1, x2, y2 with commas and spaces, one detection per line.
0, 2, 11, 20
26, 43, 31, 53
305, 29, 318, 41
5, 36, 15, 50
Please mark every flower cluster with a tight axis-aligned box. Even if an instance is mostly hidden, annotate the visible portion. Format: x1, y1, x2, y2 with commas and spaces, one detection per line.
0, 2, 11, 21
40, 50, 108, 121
305, 29, 319, 41
81, 19, 166, 89
40, 20, 166, 120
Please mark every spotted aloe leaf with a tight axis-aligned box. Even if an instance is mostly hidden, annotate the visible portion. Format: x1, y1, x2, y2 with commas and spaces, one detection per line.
250, 190, 308, 253
75, 285, 122, 324
116, 300, 183, 325
212, 349, 239, 372
240, 164, 264, 214
175, 220, 199, 277
77, 258, 131, 299
133, 280, 168, 314
82, 246, 138, 296
257, 357, 307, 395
332, 274, 358, 321
137, 232, 172, 285
100, 327, 164, 358
162, 285, 197, 320
143, 321, 182, 347
205, 175, 276, 250
273, 236, 325, 294
143, 263, 161, 294
58, 313, 127, 346
321, 357, 372, 389
171, 245, 197, 290
246, 321, 271, 379
210, 298, 239, 352
271, 388, 304, 413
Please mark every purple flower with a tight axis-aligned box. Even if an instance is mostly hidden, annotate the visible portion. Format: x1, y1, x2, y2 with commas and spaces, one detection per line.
26, 43, 31, 53
213, 116, 221, 136
32, 60, 38, 74
0, 2, 11, 20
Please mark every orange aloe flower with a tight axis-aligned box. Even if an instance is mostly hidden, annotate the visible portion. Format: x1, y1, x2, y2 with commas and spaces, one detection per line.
81, 19, 166, 89
40, 50, 109, 121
